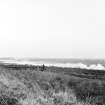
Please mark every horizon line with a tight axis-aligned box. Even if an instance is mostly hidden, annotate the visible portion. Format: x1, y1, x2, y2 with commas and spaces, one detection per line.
0, 57, 105, 60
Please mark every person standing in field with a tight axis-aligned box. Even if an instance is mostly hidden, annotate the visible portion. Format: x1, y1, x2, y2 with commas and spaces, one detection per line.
42, 64, 46, 71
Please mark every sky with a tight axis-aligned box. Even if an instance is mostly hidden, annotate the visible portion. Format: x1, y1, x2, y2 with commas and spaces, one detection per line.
0, 0, 105, 59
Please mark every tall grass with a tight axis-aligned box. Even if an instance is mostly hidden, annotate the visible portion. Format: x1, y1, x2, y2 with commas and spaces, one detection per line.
0, 66, 105, 105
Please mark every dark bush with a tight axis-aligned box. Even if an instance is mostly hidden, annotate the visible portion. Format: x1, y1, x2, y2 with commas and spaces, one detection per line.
67, 80, 78, 89
74, 81, 90, 100
50, 77, 65, 93
74, 80, 105, 101
0, 95, 19, 105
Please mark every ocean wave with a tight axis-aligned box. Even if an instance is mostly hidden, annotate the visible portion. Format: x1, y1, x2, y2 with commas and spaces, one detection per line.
0, 59, 105, 70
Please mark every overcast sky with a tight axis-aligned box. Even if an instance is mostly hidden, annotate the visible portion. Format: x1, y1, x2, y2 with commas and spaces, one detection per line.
0, 0, 105, 59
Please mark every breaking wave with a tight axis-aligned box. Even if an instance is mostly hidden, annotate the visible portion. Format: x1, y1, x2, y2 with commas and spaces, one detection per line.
0, 59, 105, 70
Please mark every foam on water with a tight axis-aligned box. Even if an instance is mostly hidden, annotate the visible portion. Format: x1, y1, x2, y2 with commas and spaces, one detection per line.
0, 59, 105, 70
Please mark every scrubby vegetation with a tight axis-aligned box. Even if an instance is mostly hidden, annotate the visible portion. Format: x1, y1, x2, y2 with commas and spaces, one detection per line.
0, 63, 105, 105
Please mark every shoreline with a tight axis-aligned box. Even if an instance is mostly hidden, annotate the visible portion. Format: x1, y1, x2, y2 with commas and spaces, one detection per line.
1, 62, 105, 80
0, 60, 105, 70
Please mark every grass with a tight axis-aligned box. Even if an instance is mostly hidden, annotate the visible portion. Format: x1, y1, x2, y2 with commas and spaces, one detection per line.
0, 63, 105, 105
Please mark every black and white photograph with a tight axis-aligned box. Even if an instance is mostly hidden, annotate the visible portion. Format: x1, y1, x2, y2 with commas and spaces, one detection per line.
0, 0, 105, 105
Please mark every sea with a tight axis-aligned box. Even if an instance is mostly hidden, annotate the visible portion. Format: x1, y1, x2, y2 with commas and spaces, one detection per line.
0, 58, 105, 70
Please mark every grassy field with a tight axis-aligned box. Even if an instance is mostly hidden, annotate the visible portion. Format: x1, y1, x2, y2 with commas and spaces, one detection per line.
0, 63, 105, 105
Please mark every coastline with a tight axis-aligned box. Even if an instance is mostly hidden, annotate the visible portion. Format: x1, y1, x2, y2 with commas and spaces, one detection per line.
0, 58, 105, 70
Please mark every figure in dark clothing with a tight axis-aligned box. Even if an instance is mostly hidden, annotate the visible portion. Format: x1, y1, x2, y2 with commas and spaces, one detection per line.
41, 64, 46, 71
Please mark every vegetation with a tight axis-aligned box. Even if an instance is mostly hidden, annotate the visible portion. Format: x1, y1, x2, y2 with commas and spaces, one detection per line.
0, 63, 105, 105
